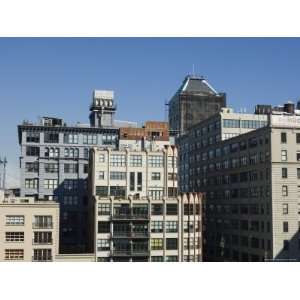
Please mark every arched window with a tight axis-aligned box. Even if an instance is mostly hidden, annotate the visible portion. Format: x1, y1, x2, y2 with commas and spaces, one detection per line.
45, 147, 49, 157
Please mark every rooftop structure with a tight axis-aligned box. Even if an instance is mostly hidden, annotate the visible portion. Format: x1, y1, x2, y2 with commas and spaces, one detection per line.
168, 75, 226, 135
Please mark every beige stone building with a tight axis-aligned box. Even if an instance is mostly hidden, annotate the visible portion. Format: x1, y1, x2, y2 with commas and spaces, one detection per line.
0, 190, 59, 262
88, 121, 203, 262
178, 109, 300, 261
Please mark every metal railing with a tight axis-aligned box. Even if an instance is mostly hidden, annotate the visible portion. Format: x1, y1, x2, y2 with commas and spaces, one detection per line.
113, 231, 149, 238
32, 256, 53, 262
32, 238, 53, 245
32, 223, 53, 229
112, 214, 149, 220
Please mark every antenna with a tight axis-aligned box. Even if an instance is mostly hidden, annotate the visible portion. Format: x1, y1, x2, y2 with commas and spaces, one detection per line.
165, 100, 169, 122
2, 157, 7, 190
0, 156, 2, 189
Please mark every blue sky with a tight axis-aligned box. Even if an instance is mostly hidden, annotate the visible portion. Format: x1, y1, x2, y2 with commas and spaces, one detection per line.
1, 38, 300, 187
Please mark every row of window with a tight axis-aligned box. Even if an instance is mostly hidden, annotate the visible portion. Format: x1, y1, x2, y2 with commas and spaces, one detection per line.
25, 162, 88, 174
4, 232, 53, 243
181, 132, 269, 154
25, 178, 83, 191
26, 132, 117, 145
98, 203, 201, 216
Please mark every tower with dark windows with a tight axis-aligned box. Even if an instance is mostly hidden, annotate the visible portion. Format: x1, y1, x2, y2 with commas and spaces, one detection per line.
168, 75, 226, 135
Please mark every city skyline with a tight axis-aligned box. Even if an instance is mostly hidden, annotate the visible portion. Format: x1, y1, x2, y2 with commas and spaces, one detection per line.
2, 38, 300, 187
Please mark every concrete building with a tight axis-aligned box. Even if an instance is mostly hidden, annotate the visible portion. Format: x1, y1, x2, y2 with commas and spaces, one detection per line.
178, 106, 300, 261
88, 121, 203, 262
168, 75, 226, 135
17, 90, 120, 253
0, 189, 59, 262
178, 108, 268, 192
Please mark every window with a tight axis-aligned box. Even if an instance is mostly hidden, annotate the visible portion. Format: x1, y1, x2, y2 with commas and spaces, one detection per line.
110, 186, 126, 197
151, 256, 164, 262
297, 168, 300, 179
148, 189, 163, 200
98, 203, 110, 215
151, 204, 163, 215
102, 134, 116, 145
63, 195, 78, 205
5, 249, 24, 260
26, 132, 40, 143
25, 178, 38, 189
165, 256, 178, 262
6, 215, 24, 225
5, 232, 24, 242
33, 249, 52, 261
281, 150, 287, 161
168, 156, 175, 168
223, 119, 240, 128
64, 163, 78, 173
166, 221, 178, 233
44, 179, 58, 189
166, 238, 178, 250
282, 168, 288, 178
166, 204, 178, 215
151, 221, 163, 233
44, 132, 59, 143
283, 222, 289, 232
184, 204, 194, 215
282, 185, 288, 196
26, 146, 40, 156
149, 155, 163, 167
137, 172, 142, 191
64, 147, 78, 158
97, 239, 110, 251
25, 162, 39, 173
98, 171, 105, 180
96, 186, 108, 196
98, 222, 110, 233
281, 132, 287, 143
84, 148, 89, 159
151, 172, 161, 180
283, 240, 289, 251
282, 203, 288, 215
168, 187, 178, 197
63, 179, 77, 191
84, 164, 88, 173
34, 232, 52, 244
130, 172, 135, 191
297, 152, 300, 162
110, 171, 126, 180
168, 173, 177, 180
130, 155, 142, 167
151, 238, 163, 250
297, 133, 300, 144
99, 154, 105, 162
64, 133, 78, 144
110, 154, 126, 166
45, 147, 59, 158
45, 163, 58, 173
83, 134, 97, 145
34, 216, 53, 228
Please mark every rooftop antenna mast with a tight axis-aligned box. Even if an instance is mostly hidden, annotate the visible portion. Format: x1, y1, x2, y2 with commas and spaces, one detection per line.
164, 99, 169, 122
0, 157, 2, 189
2, 157, 7, 190
0, 157, 6, 190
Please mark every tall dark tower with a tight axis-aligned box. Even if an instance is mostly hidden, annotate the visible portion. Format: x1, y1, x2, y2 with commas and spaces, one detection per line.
168, 75, 226, 135
89, 90, 116, 127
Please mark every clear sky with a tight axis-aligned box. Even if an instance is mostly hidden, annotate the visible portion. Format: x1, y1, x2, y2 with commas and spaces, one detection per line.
1, 38, 300, 187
